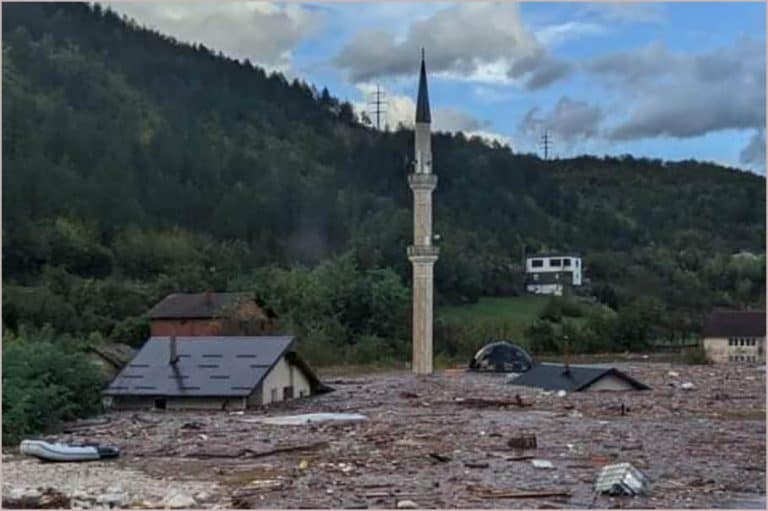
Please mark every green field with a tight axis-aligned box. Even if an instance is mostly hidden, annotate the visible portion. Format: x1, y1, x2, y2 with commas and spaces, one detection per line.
438, 296, 550, 325
436, 296, 551, 350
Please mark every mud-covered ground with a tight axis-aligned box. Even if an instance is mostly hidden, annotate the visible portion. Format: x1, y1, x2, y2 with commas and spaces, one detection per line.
3, 361, 766, 509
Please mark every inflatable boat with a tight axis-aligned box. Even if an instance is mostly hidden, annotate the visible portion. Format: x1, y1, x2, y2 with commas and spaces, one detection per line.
20, 440, 120, 462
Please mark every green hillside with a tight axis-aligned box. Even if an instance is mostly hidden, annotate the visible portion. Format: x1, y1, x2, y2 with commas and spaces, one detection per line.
2, 2, 766, 351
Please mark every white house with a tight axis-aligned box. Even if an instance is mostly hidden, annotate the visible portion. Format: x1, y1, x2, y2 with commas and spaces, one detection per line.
701, 311, 765, 364
525, 253, 583, 296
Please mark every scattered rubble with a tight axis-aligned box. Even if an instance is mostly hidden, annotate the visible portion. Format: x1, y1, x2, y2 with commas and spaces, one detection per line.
1, 362, 765, 509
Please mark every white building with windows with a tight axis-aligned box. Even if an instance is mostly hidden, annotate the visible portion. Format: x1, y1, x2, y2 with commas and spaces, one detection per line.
702, 311, 765, 364
525, 253, 583, 296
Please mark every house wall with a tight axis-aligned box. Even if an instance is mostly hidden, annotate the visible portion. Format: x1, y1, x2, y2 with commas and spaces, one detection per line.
150, 319, 224, 336
525, 256, 582, 285
526, 283, 563, 296
703, 336, 765, 363
107, 395, 247, 410
166, 397, 246, 410
583, 374, 637, 391
150, 302, 276, 336
261, 356, 312, 405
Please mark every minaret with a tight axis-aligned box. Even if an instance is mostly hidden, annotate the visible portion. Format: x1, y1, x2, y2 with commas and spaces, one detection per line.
408, 49, 438, 375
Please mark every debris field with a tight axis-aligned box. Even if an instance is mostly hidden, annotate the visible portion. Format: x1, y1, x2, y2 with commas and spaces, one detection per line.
2, 361, 765, 509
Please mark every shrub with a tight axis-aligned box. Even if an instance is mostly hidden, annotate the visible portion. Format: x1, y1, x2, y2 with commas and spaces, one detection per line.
2, 337, 103, 444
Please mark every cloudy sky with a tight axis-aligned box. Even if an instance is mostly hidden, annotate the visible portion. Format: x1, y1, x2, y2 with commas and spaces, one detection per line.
109, 2, 766, 173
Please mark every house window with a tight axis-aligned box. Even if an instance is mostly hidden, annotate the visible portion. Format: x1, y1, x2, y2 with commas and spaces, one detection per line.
299, 390, 306, 398
283, 386, 294, 400
271, 388, 278, 402
550, 259, 562, 267
531, 259, 543, 268
563, 259, 571, 267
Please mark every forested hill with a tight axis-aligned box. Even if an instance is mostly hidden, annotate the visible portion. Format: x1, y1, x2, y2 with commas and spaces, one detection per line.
2, 3, 765, 345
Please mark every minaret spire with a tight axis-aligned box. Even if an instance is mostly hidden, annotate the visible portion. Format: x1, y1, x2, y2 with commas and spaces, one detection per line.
416, 48, 431, 124
408, 48, 438, 376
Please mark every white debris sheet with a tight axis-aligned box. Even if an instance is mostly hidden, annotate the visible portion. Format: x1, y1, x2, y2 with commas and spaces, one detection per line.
242, 413, 369, 426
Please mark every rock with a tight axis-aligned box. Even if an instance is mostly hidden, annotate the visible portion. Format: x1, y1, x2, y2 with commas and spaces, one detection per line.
531, 459, 555, 469
667, 371, 680, 378
194, 491, 211, 502
396, 499, 419, 509
681, 382, 696, 391
96, 490, 129, 508
556, 390, 567, 398
162, 493, 197, 509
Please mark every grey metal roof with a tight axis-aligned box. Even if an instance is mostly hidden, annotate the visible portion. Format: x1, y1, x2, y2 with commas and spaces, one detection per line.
415, 50, 431, 123
103, 336, 298, 397
145, 292, 259, 319
509, 363, 650, 392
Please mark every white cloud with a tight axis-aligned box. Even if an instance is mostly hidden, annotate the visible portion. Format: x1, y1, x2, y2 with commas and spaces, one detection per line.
334, 3, 569, 89
105, 2, 324, 72
587, 39, 765, 140
352, 84, 511, 148
580, 3, 667, 24
535, 21, 605, 47
520, 97, 604, 146
740, 129, 766, 173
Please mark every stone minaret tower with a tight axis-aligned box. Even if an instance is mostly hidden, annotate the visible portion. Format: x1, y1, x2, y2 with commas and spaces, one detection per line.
408, 50, 438, 375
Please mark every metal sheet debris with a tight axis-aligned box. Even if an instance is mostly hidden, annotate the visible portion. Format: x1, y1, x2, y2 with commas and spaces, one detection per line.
242, 413, 368, 425
595, 462, 651, 496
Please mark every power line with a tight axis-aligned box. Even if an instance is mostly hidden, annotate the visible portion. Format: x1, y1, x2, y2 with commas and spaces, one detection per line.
366, 85, 387, 130
540, 129, 552, 160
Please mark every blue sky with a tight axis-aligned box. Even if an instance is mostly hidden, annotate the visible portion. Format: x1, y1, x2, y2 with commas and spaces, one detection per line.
112, 2, 765, 172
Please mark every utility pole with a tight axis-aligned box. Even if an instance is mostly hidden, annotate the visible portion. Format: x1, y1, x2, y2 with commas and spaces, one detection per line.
540, 129, 552, 160
367, 85, 387, 130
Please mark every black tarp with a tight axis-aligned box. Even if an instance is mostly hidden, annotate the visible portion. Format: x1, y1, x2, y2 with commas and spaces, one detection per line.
468, 341, 534, 373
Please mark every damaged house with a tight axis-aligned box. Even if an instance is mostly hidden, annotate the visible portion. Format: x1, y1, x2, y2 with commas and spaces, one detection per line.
103, 336, 329, 410
510, 363, 650, 392
146, 292, 278, 336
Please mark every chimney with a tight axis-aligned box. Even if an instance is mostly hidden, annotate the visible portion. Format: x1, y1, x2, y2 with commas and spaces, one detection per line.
169, 334, 179, 366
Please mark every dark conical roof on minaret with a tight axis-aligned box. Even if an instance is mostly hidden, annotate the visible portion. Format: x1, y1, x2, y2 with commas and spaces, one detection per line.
415, 48, 431, 123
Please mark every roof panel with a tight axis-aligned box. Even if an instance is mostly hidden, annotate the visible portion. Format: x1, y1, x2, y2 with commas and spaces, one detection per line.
104, 336, 292, 397
510, 363, 649, 391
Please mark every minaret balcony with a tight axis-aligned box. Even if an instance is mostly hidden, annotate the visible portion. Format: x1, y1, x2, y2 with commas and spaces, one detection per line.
408, 173, 438, 190
407, 245, 440, 260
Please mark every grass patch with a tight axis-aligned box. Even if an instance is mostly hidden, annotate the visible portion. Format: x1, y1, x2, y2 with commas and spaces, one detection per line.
438, 296, 550, 325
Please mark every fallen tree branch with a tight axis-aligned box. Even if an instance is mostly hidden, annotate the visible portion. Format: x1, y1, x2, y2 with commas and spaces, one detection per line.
184, 441, 329, 459
441, 397, 533, 408
469, 486, 571, 499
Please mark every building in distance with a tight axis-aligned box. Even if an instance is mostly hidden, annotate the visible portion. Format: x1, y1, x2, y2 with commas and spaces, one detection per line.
525, 253, 583, 296
701, 310, 765, 364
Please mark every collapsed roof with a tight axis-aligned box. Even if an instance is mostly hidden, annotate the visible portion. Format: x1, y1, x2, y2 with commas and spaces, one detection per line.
469, 341, 534, 373
103, 336, 330, 398
509, 363, 650, 392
